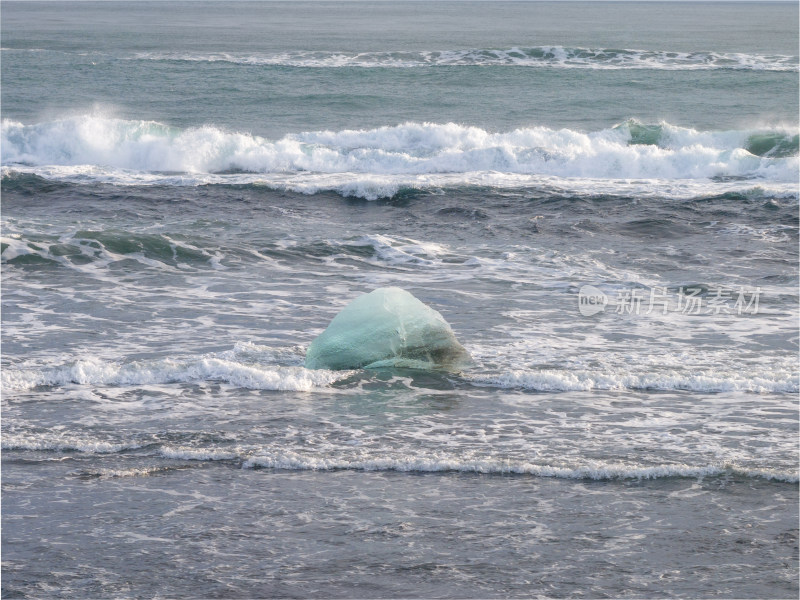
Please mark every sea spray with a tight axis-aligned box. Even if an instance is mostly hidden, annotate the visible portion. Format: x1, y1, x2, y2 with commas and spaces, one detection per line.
3, 118, 797, 183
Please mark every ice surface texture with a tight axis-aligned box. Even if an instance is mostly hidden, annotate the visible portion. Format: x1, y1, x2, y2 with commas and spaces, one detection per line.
305, 287, 471, 371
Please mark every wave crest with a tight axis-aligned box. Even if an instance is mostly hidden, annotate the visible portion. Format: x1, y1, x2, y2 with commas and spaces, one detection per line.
1, 354, 350, 392
131, 46, 799, 72
3, 117, 797, 199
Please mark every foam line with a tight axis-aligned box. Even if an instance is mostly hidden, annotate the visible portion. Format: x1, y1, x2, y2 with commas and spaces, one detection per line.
130, 47, 799, 71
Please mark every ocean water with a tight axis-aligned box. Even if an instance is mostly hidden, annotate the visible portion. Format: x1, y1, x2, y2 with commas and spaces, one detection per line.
1, 1, 798, 598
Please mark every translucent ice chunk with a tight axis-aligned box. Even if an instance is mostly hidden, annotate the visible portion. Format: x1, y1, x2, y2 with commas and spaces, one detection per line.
305, 287, 471, 371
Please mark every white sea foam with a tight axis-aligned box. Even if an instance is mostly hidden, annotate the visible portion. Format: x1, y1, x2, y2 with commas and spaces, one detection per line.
351, 235, 448, 265
1, 355, 350, 392
158, 446, 241, 461
13, 165, 796, 201
131, 47, 799, 71
7, 430, 793, 482
275, 234, 449, 267
3, 117, 796, 199
241, 452, 798, 482
73, 466, 182, 479
1, 432, 143, 454
711, 222, 795, 243
466, 368, 800, 394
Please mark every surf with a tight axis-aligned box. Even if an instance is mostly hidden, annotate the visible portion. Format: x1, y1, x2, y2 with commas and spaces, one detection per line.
129, 46, 800, 72
3, 117, 797, 200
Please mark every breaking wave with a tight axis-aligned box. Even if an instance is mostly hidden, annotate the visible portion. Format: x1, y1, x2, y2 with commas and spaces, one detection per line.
1, 353, 350, 392
4, 349, 796, 396
130, 46, 799, 71
2, 117, 797, 199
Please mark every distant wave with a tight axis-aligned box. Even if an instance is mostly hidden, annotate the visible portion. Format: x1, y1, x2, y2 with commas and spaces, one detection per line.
2, 117, 797, 199
131, 46, 799, 71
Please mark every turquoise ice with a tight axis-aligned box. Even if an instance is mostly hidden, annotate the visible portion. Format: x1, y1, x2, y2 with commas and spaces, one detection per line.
305, 287, 471, 371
